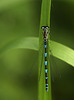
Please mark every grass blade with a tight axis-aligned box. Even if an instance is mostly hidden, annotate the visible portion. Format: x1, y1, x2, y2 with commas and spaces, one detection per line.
0, 37, 74, 67
0, 37, 39, 57
38, 0, 51, 100
50, 40, 74, 67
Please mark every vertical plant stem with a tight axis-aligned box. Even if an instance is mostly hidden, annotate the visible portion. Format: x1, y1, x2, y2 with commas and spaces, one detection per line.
38, 0, 51, 100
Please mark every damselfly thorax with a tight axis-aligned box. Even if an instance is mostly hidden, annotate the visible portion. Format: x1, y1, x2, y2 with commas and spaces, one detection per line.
41, 26, 49, 41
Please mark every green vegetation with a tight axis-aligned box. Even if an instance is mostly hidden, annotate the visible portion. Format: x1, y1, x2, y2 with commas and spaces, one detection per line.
0, 0, 74, 100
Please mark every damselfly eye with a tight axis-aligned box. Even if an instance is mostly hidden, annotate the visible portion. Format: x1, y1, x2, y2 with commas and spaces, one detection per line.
46, 26, 49, 29
41, 26, 44, 29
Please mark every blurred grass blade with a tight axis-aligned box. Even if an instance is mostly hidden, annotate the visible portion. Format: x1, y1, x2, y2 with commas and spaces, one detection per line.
0, 0, 34, 11
0, 37, 74, 67
0, 37, 39, 56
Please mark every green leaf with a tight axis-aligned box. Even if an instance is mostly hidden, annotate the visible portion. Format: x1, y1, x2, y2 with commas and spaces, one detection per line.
49, 40, 74, 67
38, 0, 51, 100
0, 37, 39, 57
0, 37, 74, 67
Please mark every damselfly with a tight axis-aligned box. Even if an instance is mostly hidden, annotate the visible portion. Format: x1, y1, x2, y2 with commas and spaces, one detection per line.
41, 26, 50, 92
40, 26, 61, 92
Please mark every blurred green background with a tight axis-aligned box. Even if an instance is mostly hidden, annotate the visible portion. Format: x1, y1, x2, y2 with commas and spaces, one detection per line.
0, 0, 74, 100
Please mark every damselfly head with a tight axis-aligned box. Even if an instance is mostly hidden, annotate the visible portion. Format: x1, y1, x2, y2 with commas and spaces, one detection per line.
41, 26, 49, 30
41, 26, 49, 40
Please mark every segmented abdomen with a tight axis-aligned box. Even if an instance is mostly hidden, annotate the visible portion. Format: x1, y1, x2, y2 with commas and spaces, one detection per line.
44, 40, 48, 92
